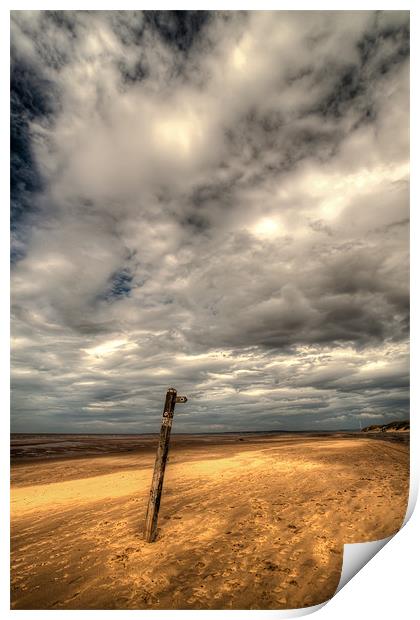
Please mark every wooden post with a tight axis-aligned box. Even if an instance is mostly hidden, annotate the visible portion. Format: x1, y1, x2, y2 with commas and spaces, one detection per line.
144, 387, 187, 542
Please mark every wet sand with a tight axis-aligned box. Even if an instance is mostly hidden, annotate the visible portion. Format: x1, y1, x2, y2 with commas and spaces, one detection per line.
10, 433, 409, 610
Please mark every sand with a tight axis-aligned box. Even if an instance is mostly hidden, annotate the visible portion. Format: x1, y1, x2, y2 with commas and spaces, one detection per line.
10, 433, 409, 610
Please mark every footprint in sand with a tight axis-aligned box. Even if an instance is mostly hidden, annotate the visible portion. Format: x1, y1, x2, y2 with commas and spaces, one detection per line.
264, 561, 279, 571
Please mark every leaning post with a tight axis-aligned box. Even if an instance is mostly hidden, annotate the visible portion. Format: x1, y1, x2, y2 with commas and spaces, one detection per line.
144, 387, 188, 542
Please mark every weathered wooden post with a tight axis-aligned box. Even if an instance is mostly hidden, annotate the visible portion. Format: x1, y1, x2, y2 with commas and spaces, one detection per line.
144, 387, 188, 542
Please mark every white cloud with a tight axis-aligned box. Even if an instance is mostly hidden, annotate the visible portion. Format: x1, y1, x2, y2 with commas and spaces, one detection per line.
11, 10, 409, 432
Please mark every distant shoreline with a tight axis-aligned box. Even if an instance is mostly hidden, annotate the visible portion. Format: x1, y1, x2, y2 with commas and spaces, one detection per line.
10, 428, 409, 463
10, 425, 409, 437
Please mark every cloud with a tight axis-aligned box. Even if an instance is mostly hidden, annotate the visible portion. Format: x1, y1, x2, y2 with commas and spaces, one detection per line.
10, 10, 409, 432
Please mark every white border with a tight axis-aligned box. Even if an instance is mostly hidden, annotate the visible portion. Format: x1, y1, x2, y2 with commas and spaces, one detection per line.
2, 3, 417, 619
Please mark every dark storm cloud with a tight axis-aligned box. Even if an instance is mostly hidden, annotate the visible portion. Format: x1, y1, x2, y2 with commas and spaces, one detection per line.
10, 10, 409, 433
144, 10, 212, 53
10, 53, 55, 264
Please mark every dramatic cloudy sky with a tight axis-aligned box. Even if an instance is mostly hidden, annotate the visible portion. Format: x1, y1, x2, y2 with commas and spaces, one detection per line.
10, 10, 409, 433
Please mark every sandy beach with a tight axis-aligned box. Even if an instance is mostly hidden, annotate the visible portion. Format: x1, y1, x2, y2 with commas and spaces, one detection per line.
10, 433, 409, 610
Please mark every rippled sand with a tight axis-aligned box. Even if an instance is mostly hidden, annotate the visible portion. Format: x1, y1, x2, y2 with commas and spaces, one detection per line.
11, 433, 409, 609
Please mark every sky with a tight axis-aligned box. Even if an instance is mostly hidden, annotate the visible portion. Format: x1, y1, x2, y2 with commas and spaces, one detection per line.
10, 10, 409, 434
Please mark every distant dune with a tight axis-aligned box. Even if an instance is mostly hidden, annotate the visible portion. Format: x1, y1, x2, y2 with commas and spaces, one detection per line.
362, 420, 410, 433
